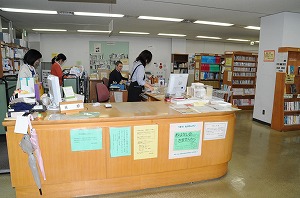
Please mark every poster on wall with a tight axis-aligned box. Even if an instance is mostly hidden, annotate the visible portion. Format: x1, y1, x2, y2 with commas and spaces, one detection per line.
264, 50, 275, 62
89, 41, 129, 73
169, 122, 203, 159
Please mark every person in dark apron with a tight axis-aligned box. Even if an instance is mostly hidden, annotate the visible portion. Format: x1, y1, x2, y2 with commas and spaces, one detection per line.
128, 50, 154, 102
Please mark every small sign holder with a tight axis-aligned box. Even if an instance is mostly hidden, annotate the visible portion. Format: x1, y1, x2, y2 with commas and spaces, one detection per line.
60, 100, 84, 114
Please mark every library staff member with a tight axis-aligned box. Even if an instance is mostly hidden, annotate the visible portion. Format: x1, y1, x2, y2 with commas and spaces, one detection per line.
16, 49, 42, 90
51, 53, 67, 86
108, 61, 128, 86
128, 50, 154, 102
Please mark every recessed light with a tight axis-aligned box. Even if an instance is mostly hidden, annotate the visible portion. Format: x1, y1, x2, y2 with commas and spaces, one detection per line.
119, 31, 150, 35
138, 16, 183, 22
244, 26, 260, 30
74, 12, 124, 18
32, 29, 67, 32
158, 33, 186, 37
0, 8, 57, 14
227, 38, 250, 42
196, 36, 222, 40
77, 30, 111, 33
194, 20, 233, 26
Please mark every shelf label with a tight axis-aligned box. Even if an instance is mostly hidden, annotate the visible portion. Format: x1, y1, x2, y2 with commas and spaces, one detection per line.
284, 94, 293, 99
285, 75, 294, 84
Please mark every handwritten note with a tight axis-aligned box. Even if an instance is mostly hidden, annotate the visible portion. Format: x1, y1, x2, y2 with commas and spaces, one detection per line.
134, 125, 158, 160
203, 122, 228, 140
169, 122, 203, 159
110, 127, 131, 157
70, 128, 102, 151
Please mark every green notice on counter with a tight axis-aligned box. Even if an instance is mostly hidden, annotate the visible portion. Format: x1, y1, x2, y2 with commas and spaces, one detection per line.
70, 128, 102, 151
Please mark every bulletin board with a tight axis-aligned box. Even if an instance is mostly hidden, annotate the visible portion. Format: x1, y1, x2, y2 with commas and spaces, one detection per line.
89, 41, 129, 73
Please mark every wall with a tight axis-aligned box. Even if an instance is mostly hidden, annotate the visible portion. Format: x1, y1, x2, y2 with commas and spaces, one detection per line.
253, 12, 300, 124
28, 33, 259, 80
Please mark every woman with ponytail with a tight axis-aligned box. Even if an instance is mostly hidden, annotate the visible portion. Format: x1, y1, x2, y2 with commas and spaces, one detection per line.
50, 53, 67, 86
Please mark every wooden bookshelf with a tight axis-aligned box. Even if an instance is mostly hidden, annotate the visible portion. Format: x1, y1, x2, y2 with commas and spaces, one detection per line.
223, 51, 258, 110
271, 47, 300, 131
171, 54, 189, 73
194, 53, 222, 89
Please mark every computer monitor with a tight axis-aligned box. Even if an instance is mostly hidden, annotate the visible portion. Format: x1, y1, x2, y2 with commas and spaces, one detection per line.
167, 74, 189, 97
47, 75, 62, 110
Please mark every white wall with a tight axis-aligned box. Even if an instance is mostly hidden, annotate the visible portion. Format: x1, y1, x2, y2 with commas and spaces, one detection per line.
28, 33, 259, 80
253, 12, 300, 124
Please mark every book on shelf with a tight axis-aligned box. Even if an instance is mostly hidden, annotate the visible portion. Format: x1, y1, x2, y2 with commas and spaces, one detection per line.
287, 65, 294, 75
290, 84, 297, 94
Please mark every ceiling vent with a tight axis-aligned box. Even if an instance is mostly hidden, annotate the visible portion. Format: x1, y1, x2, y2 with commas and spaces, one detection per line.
48, 0, 116, 3
57, 11, 74, 15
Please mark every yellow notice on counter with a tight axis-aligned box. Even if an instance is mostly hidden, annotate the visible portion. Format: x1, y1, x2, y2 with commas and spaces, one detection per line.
134, 125, 158, 160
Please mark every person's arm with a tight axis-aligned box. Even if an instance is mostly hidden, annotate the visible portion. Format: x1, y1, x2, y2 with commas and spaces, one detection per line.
144, 82, 154, 91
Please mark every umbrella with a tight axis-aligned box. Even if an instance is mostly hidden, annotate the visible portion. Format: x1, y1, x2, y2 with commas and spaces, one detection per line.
28, 115, 46, 180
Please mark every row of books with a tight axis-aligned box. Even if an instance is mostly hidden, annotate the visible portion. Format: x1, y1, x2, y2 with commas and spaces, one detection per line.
201, 56, 221, 64
233, 99, 255, 106
200, 72, 220, 80
284, 102, 300, 111
232, 80, 254, 85
234, 56, 256, 61
232, 88, 255, 95
233, 62, 256, 67
233, 72, 256, 77
284, 115, 300, 125
200, 64, 220, 72
233, 67, 256, 72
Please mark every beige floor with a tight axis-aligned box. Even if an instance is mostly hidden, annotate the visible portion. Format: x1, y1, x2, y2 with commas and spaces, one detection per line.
1, 110, 300, 198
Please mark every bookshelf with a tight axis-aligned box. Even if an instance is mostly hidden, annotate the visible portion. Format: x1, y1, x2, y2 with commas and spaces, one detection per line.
271, 47, 300, 131
1, 43, 27, 78
223, 51, 258, 110
171, 54, 189, 74
194, 53, 222, 89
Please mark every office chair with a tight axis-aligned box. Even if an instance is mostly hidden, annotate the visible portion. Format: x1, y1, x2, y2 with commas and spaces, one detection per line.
96, 83, 110, 102
102, 77, 109, 88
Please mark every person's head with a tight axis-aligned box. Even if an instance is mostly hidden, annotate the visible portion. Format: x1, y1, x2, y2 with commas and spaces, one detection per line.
23, 49, 42, 68
136, 50, 152, 66
115, 61, 123, 72
52, 53, 67, 65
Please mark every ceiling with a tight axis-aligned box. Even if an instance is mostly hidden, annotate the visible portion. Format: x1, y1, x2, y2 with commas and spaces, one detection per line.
1, 0, 300, 43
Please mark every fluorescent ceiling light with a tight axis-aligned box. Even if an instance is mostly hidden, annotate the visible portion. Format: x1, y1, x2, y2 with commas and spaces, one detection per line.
119, 31, 149, 35
255, 41, 260, 43
74, 12, 123, 18
138, 16, 183, 22
77, 30, 110, 33
196, 36, 222, 40
0, 8, 57, 14
227, 38, 250, 42
194, 20, 233, 26
2, 28, 8, 30
244, 26, 260, 30
32, 29, 67, 32
158, 33, 186, 37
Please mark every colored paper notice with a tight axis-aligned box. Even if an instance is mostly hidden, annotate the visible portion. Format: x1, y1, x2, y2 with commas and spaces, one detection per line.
134, 125, 158, 160
169, 122, 203, 159
225, 58, 232, 66
203, 122, 228, 140
70, 128, 102, 151
110, 127, 131, 157
264, 50, 275, 62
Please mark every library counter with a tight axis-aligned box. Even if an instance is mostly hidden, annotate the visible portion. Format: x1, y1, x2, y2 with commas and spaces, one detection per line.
3, 101, 237, 198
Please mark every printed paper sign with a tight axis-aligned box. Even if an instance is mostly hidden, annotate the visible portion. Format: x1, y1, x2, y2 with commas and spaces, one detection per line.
203, 122, 228, 140
70, 128, 102, 151
169, 122, 203, 159
110, 127, 131, 157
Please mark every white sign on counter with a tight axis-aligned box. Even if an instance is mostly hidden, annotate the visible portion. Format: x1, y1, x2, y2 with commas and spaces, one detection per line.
203, 122, 228, 140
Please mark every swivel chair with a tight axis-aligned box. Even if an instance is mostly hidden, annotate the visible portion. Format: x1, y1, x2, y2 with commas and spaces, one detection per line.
96, 83, 110, 102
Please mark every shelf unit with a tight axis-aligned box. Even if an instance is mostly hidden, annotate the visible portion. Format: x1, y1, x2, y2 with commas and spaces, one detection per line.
223, 51, 258, 110
271, 47, 300, 131
194, 53, 222, 89
171, 54, 189, 74
1, 43, 27, 78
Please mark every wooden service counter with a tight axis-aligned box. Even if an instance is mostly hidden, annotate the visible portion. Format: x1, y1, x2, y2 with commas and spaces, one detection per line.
3, 101, 237, 198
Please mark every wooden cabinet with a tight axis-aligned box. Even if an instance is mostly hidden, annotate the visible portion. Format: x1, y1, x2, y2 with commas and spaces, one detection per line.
194, 53, 222, 89
171, 54, 189, 73
223, 51, 257, 110
271, 47, 300, 131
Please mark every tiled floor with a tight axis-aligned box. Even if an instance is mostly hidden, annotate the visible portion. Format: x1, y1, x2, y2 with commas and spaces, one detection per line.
1, 110, 300, 198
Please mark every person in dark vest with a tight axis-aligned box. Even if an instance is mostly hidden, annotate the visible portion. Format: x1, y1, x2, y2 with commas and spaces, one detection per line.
109, 61, 128, 86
